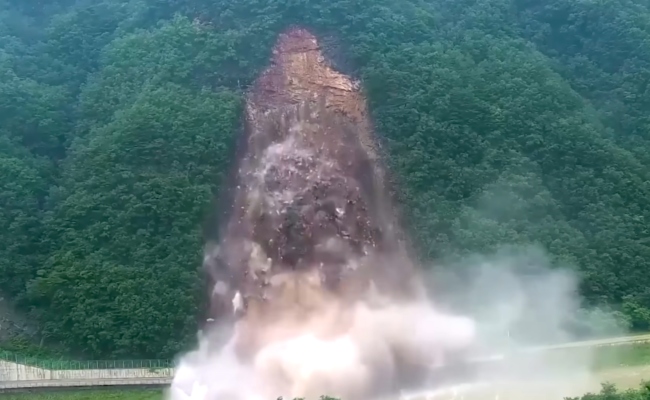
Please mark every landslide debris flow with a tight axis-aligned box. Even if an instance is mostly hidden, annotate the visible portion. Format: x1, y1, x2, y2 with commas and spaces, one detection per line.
170, 28, 477, 400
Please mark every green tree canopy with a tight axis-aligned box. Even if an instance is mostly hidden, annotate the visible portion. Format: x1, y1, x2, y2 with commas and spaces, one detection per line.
1, 0, 650, 357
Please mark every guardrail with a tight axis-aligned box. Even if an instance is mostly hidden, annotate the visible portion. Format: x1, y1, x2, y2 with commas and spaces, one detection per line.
0, 353, 174, 370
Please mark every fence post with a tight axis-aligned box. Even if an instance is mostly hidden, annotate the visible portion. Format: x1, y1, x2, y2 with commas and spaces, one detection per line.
15, 355, 21, 381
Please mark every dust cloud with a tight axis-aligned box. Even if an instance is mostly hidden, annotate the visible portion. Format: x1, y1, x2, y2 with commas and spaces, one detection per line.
168, 246, 606, 400
167, 28, 613, 400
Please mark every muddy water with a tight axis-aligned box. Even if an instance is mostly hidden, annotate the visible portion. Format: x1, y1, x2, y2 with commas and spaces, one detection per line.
597, 365, 650, 389
398, 366, 650, 400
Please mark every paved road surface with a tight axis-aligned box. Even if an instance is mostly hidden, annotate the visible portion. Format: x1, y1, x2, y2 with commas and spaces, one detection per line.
0, 377, 171, 390
530, 333, 650, 350
467, 333, 650, 363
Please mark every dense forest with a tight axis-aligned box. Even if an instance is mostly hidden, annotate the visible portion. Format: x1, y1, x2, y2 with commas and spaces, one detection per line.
2, 0, 650, 359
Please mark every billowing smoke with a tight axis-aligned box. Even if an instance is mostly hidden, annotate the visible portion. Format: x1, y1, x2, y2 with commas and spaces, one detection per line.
168, 28, 608, 400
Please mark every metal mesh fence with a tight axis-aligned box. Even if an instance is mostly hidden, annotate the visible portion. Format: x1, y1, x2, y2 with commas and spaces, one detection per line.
0, 351, 174, 370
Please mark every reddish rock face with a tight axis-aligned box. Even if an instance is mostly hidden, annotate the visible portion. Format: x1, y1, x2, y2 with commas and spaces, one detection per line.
202, 28, 423, 361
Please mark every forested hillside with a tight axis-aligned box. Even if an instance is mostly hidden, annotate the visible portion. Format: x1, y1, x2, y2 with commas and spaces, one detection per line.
2, 0, 650, 359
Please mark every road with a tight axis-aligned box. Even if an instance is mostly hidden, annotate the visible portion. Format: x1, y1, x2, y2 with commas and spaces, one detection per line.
466, 333, 650, 363
0, 377, 172, 390
529, 333, 650, 350
2, 333, 650, 391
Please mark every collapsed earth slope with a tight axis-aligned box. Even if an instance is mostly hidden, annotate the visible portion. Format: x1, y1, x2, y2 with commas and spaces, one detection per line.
204, 27, 424, 343
191, 28, 476, 400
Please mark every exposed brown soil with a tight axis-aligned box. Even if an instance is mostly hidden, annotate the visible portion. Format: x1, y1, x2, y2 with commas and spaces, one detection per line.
247, 28, 379, 163
202, 28, 422, 365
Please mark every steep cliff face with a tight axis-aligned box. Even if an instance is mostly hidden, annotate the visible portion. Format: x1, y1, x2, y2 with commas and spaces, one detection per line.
248, 28, 378, 163
203, 27, 422, 356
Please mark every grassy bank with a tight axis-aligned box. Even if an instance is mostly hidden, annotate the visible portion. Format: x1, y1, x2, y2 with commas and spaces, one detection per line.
3, 390, 162, 400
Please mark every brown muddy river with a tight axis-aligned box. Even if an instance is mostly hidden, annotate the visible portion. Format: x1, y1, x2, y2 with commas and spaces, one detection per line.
397, 365, 650, 400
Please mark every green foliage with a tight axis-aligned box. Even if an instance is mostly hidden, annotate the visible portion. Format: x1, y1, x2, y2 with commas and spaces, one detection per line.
568, 383, 650, 400
28, 84, 239, 358
0, 140, 48, 300
0, 335, 64, 359
2, 0, 650, 358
